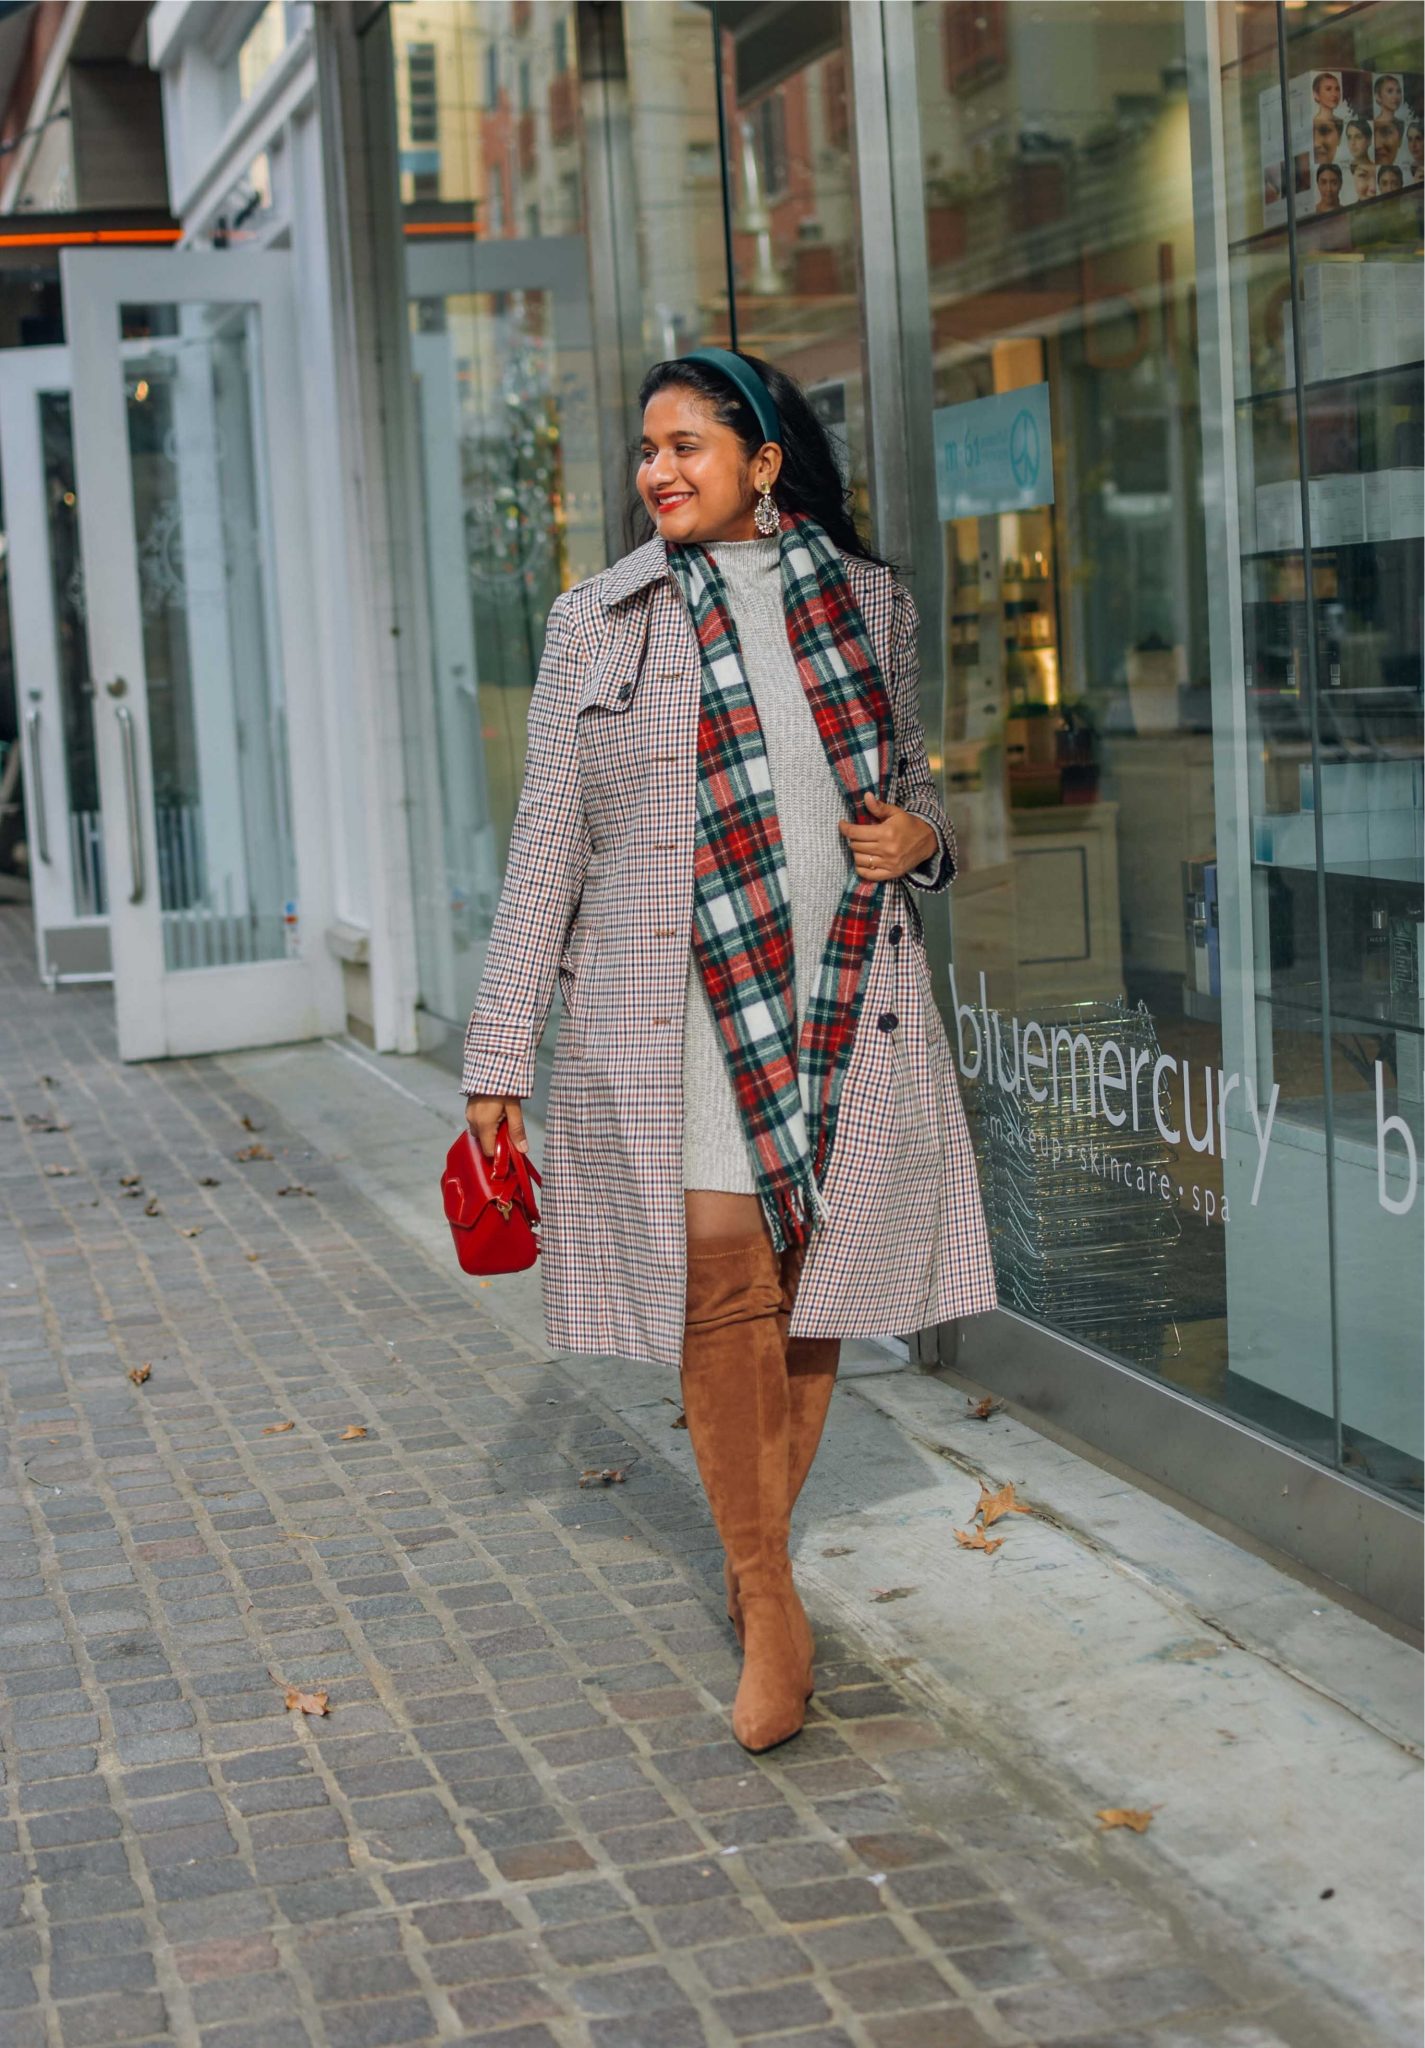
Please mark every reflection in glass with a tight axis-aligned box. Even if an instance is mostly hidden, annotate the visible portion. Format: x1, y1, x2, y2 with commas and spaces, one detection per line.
720, 4, 868, 518
120, 302, 296, 972
409, 287, 568, 977
624, 0, 730, 358
390, 0, 584, 224
38, 392, 104, 917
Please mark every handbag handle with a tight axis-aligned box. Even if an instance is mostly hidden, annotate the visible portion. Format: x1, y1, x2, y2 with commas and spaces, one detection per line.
491, 1118, 543, 1219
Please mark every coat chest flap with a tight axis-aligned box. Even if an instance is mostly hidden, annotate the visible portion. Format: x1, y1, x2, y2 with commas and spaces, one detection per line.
575, 588, 701, 841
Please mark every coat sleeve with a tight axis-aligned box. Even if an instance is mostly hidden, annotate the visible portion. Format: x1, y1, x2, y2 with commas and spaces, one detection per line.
461, 590, 594, 1098
889, 582, 957, 892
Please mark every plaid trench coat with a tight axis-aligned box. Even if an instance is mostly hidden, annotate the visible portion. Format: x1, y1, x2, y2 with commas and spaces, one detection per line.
462, 535, 998, 1369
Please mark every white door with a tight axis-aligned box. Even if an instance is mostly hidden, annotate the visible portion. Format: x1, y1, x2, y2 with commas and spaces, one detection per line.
0, 346, 110, 986
60, 247, 342, 1061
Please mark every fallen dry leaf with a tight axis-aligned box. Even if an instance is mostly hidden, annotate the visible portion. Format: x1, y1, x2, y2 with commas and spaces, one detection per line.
180, 1227, 202, 1238
240, 1115, 265, 1133
143, 1197, 162, 1217
975, 1480, 1033, 1529
871, 1586, 917, 1604
127, 1365, 152, 1386
283, 1687, 329, 1716
198, 1175, 221, 1188
821, 1545, 854, 1558
1095, 1806, 1158, 1833
25, 1113, 69, 1132
119, 1173, 142, 1188
245, 1251, 261, 1262
43, 1163, 75, 1178
953, 1526, 1004, 1554
339, 1425, 368, 1441
235, 1143, 272, 1162
967, 1395, 1002, 1421
276, 1184, 313, 1198
263, 1421, 296, 1436
579, 1467, 626, 1487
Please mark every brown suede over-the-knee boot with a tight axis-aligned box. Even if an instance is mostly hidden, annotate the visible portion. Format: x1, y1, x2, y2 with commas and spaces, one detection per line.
725, 1239, 840, 1651
682, 1233, 810, 1753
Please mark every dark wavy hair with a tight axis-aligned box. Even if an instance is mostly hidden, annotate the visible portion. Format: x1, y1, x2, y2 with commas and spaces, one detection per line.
627, 349, 892, 569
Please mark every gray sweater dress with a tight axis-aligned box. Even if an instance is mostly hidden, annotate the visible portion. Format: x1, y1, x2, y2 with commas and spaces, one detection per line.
682, 535, 857, 1194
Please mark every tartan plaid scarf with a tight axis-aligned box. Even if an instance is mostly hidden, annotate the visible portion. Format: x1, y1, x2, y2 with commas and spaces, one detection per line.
667, 512, 895, 1252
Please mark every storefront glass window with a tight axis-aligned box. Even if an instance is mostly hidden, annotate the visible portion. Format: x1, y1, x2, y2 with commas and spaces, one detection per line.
914, 0, 1421, 1503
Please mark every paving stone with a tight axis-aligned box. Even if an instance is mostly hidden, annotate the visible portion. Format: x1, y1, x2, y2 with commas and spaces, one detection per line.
831, 1958, 964, 2012
447, 1977, 566, 2029
993, 1979, 1117, 2039
864, 2013, 1001, 2048
713, 1982, 836, 2034
54, 1990, 171, 2044
541, 1914, 655, 1967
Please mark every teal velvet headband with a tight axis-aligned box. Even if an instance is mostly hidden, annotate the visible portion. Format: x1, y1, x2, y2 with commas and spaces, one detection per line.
678, 346, 782, 447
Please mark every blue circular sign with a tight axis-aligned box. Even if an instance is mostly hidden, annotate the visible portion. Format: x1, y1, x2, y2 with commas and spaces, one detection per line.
1010, 408, 1040, 490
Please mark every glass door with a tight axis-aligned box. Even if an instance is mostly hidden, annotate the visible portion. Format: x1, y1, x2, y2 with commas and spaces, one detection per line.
60, 248, 343, 1062
0, 345, 109, 986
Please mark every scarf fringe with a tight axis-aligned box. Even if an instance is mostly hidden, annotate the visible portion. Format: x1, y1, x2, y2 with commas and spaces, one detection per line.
760, 1167, 831, 1254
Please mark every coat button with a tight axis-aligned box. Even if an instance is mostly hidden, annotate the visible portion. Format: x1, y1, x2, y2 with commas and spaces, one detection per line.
618, 682, 633, 700
877, 1011, 899, 1032
888, 924, 903, 946
897, 753, 907, 773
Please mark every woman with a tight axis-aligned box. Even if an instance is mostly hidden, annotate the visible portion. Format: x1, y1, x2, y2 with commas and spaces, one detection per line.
463, 348, 995, 1753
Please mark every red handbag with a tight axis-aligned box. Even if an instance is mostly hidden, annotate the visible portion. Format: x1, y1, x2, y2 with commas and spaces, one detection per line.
441, 1123, 542, 1276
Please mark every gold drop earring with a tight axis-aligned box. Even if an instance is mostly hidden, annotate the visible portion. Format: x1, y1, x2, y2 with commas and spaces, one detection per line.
754, 482, 780, 537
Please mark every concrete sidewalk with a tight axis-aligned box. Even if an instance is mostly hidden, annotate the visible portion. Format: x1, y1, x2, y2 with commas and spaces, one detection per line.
0, 909, 1420, 2048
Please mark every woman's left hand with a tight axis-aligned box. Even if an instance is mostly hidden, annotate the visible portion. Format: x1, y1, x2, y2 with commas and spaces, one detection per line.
838, 793, 940, 883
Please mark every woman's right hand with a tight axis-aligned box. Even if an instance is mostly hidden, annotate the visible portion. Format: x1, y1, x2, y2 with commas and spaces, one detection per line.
465, 1094, 529, 1159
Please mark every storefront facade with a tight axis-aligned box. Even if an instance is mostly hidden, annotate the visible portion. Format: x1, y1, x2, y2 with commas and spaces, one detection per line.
10, 0, 1421, 1618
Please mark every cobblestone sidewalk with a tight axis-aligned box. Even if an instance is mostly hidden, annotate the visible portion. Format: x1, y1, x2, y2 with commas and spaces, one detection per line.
0, 913, 1381, 2048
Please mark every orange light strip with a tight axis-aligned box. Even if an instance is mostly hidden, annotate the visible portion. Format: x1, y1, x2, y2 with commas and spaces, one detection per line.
0, 228, 181, 248
403, 221, 480, 238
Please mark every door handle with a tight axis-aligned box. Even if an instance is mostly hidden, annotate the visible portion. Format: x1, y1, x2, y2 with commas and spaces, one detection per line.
23, 702, 49, 865
115, 704, 144, 904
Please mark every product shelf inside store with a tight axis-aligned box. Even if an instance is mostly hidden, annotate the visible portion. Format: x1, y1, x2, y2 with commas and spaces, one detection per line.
1253, 852, 1422, 884
1227, 185, 1423, 260
1254, 977, 1424, 1035
1235, 358, 1425, 408
1217, 1, 1383, 79
1240, 541, 1425, 560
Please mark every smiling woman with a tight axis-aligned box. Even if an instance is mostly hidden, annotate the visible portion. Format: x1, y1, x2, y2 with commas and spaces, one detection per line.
460, 344, 994, 1755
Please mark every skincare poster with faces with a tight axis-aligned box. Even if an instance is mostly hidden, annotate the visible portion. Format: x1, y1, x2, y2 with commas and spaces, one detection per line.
1261, 67, 1423, 221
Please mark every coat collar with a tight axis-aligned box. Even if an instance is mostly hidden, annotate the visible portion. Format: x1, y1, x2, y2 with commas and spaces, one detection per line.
600, 536, 670, 609
598, 531, 887, 611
